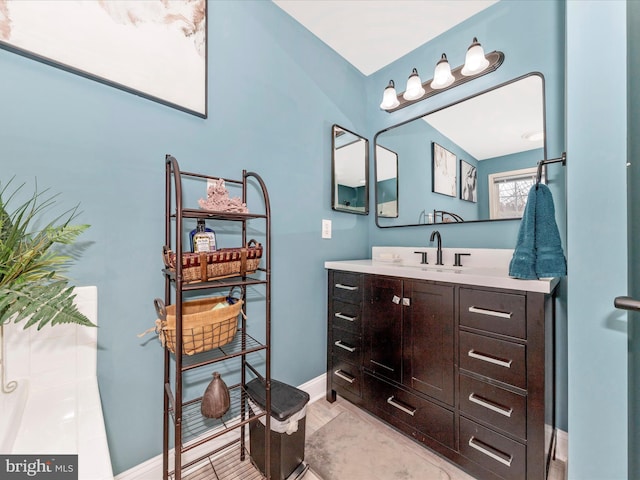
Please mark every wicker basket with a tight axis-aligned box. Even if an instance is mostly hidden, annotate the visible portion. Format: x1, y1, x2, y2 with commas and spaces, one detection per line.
153, 292, 243, 355
163, 239, 263, 284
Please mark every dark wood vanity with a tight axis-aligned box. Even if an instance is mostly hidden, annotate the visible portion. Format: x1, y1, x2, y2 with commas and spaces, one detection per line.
326, 269, 557, 480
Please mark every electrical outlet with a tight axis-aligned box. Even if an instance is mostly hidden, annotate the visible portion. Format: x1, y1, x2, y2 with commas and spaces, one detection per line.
322, 219, 332, 239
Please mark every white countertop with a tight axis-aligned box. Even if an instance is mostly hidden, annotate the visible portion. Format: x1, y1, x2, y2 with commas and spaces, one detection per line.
324, 247, 559, 294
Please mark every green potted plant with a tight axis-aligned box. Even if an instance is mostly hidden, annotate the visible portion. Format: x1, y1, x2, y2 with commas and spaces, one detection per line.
0, 179, 95, 329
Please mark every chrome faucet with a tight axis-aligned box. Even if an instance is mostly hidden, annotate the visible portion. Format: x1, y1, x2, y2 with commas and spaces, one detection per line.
430, 230, 444, 265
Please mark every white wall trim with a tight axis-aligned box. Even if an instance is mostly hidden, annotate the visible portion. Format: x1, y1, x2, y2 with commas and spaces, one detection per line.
115, 373, 327, 480
555, 429, 568, 463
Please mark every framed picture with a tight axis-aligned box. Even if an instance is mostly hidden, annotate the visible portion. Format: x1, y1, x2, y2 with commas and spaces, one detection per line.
0, 0, 207, 118
432, 142, 457, 197
460, 159, 478, 203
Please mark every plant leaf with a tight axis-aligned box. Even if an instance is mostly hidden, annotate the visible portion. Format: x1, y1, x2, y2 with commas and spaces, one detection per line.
0, 178, 93, 330
0, 279, 95, 330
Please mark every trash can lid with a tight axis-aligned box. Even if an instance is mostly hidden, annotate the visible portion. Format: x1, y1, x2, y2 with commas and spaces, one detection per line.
246, 378, 310, 422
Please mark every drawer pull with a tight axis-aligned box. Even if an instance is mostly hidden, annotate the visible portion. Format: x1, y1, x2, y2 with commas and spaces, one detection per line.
468, 306, 513, 319
335, 312, 356, 322
334, 340, 356, 352
336, 283, 358, 291
468, 437, 513, 467
469, 393, 513, 417
334, 369, 356, 384
370, 359, 395, 372
387, 396, 416, 416
468, 350, 513, 368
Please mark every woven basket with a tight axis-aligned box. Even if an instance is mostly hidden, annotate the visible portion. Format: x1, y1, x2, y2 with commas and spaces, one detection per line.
153, 293, 242, 355
163, 239, 262, 284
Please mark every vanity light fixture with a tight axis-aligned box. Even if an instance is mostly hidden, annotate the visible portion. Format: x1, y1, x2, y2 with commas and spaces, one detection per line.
461, 37, 490, 76
379, 80, 400, 110
403, 68, 426, 101
431, 54, 455, 89
380, 38, 504, 113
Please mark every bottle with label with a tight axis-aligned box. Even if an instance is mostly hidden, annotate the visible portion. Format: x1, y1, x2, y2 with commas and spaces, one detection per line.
190, 219, 217, 253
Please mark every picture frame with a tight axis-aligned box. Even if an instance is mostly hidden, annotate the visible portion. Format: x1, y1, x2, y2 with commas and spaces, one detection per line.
432, 142, 457, 197
460, 159, 478, 203
0, 0, 207, 118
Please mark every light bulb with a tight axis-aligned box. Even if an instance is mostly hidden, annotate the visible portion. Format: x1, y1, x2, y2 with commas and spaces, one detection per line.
430, 54, 454, 90
461, 37, 490, 76
403, 68, 425, 101
379, 80, 400, 110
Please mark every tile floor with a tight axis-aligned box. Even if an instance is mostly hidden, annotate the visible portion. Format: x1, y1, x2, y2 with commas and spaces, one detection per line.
303, 396, 567, 480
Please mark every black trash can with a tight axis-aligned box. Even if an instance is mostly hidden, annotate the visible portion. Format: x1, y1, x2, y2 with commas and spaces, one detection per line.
247, 378, 310, 480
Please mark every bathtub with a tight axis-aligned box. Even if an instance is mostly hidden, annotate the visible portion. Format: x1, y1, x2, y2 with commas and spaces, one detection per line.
0, 286, 113, 480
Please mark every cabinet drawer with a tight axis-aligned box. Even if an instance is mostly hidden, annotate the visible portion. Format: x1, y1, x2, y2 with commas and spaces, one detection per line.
331, 327, 362, 365
363, 373, 454, 449
331, 357, 361, 397
459, 373, 526, 440
460, 417, 526, 480
460, 288, 526, 339
330, 300, 361, 333
332, 271, 363, 304
459, 331, 526, 389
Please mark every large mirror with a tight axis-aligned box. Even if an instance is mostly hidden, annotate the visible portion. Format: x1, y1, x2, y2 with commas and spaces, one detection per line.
332, 124, 369, 215
375, 73, 546, 227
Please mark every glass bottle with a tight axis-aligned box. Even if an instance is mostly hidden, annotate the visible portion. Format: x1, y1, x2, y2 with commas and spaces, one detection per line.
190, 219, 216, 252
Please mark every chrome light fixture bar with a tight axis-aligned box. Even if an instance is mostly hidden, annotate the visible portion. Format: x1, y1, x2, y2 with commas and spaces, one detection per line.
381, 38, 504, 113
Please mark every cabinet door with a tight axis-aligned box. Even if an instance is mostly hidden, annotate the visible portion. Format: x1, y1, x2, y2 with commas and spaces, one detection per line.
363, 275, 402, 383
403, 281, 454, 405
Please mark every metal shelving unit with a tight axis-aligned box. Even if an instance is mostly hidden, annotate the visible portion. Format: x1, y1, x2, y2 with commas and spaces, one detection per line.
163, 155, 271, 480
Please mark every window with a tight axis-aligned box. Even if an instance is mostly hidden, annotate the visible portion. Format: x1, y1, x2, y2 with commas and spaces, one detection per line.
488, 167, 542, 219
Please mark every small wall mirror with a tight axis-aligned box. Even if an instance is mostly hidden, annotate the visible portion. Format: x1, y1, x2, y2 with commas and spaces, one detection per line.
332, 124, 369, 215
375, 145, 398, 217
374, 72, 547, 227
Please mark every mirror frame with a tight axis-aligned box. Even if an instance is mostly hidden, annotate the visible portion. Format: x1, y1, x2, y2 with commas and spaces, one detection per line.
332, 124, 370, 215
374, 72, 547, 228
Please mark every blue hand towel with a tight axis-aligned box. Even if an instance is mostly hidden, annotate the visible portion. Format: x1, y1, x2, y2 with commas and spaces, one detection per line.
509, 184, 566, 279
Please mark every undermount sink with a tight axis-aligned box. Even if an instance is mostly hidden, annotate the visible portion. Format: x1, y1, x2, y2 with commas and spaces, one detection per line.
408, 264, 466, 273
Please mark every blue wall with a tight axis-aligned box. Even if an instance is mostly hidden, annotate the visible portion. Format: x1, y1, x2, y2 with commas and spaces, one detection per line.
0, 1, 370, 474
566, 3, 629, 479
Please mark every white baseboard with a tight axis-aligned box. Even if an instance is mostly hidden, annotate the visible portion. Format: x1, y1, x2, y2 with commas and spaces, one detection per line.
297, 373, 326, 404
555, 428, 568, 463
115, 374, 327, 480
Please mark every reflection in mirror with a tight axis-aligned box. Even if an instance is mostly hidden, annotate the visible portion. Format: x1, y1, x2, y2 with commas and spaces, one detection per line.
332, 125, 369, 215
374, 73, 547, 227
375, 145, 398, 217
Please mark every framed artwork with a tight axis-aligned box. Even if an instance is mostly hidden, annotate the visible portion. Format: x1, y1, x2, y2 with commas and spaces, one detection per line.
0, 0, 207, 118
432, 142, 457, 197
460, 159, 478, 203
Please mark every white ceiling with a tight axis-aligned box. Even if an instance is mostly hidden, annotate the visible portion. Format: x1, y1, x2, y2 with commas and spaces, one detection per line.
272, 0, 499, 76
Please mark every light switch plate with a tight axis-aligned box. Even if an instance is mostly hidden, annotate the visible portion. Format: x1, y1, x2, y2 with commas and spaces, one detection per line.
322, 219, 332, 239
